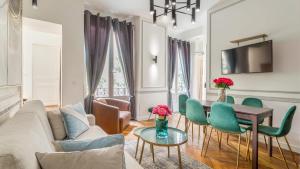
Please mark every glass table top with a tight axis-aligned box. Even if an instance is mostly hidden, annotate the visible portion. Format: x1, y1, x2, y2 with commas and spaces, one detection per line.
133, 127, 147, 137
140, 127, 188, 146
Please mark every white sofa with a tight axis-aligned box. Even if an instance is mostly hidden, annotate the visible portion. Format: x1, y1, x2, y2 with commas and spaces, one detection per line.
0, 100, 142, 169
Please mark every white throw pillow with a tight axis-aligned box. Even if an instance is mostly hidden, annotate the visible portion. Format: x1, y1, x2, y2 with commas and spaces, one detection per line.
36, 145, 124, 169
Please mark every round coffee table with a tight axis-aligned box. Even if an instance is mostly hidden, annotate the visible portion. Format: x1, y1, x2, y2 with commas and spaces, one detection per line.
139, 127, 188, 169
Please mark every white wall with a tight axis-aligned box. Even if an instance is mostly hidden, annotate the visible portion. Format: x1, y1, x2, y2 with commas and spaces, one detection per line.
134, 17, 168, 120
207, 0, 300, 152
23, 0, 85, 105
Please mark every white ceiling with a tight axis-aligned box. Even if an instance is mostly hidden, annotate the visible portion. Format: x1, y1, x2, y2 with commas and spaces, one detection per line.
85, 0, 220, 34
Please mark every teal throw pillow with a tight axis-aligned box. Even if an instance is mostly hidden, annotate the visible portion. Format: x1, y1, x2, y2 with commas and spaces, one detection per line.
60, 103, 90, 139
53, 134, 125, 152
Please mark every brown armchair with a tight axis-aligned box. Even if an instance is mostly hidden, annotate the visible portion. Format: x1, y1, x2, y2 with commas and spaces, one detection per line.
93, 98, 131, 134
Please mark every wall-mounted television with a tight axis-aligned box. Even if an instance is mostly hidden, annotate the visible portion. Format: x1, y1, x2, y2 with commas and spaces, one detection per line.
221, 40, 273, 74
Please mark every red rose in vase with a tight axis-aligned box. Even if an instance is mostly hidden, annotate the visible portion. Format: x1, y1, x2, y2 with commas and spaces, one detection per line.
152, 105, 172, 118
213, 77, 234, 89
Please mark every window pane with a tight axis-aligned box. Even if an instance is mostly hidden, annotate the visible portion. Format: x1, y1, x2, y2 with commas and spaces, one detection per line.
113, 37, 129, 96
95, 53, 109, 97
177, 57, 187, 94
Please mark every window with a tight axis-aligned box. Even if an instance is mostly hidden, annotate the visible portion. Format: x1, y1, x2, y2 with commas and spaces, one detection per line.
95, 33, 129, 98
171, 54, 187, 111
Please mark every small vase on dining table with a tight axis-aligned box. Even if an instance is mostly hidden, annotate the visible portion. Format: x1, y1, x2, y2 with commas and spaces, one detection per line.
217, 88, 226, 102
156, 115, 168, 139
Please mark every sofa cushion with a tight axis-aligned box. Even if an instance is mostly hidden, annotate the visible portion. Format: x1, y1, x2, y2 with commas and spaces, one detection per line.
47, 110, 67, 140
0, 112, 55, 169
18, 100, 54, 142
119, 111, 131, 130
36, 145, 124, 169
60, 103, 90, 139
53, 134, 124, 152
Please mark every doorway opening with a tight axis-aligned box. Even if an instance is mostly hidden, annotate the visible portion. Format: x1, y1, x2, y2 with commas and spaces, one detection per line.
22, 17, 62, 107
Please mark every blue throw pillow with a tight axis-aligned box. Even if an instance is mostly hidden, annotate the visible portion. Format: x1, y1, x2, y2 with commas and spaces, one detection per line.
60, 103, 90, 139
53, 134, 125, 152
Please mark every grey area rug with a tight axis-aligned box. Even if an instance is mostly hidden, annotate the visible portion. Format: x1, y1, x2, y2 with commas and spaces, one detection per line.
125, 141, 211, 169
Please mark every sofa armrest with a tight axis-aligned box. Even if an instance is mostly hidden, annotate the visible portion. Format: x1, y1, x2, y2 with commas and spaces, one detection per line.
105, 98, 130, 111
93, 100, 120, 134
86, 114, 96, 126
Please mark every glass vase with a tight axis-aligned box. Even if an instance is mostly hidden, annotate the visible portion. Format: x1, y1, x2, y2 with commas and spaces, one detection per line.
217, 88, 226, 102
155, 116, 168, 139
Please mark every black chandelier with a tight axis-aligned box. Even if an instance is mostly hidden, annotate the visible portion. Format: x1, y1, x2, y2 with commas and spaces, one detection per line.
150, 0, 201, 28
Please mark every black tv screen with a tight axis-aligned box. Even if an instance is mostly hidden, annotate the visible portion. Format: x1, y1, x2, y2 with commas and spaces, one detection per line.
221, 40, 273, 74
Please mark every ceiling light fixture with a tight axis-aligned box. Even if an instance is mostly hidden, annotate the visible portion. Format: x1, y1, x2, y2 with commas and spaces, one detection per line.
196, 0, 200, 12
171, 6, 176, 23
150, 0, 200, 26
186, 0, 191, 11
32, 0, 38, 9
153, 10, 157, 24
165, 0, 170, 8
192, 8, 195, 24
150, 0, 154, 15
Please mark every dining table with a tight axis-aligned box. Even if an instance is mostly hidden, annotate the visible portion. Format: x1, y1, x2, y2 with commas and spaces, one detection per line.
184, 100, 274, 169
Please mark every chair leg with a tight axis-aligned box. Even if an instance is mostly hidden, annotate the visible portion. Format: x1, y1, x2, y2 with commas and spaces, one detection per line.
246, 131, 252, 160
176, 115, 182, 128
219, 132, 223, 150
227, 134, 230, 145
198, 125, 201, 144
284, 136, 298, 168
276, 137, 289, 169
263, 135, 268, 149
192, 122, 194, 142
201, 126, 208, 156
204, 127, 213, 157
236, 134, 241, 169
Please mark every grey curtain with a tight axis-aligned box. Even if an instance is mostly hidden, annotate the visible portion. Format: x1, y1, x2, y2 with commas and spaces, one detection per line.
179, 41, 191, 96
84, 10, 112, 114
167, 37, 178, 107
112, 19, 136, 119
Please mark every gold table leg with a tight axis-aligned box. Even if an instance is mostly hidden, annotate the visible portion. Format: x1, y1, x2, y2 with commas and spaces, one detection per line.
168, 146, 170, 158
135, 137, 140, 158
177, 145, 182, 169
139, 141, 145, 164
150, 144, 155, 162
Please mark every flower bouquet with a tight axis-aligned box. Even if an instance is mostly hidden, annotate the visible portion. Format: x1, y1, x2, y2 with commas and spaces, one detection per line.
213, 77, 234, 102
152, 105, 172, 139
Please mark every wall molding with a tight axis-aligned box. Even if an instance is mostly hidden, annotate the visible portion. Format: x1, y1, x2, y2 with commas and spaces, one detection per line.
207, 92, 300, 103
140, 19, 167, 89
206, 0, 300, 95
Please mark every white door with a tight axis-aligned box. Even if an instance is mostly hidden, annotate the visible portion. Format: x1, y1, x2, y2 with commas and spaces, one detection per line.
32, 44, 61, 106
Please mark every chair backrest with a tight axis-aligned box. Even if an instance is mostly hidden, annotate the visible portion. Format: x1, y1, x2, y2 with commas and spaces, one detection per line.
179, 94, 189, 115
209, 102, 242, 133
277, 106, 297, 137
186, 99, 207, 124
226, 96, 235, 104
242, 98, 263, 108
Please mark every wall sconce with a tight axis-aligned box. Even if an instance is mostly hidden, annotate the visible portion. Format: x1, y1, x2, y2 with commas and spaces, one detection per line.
153, 56, 158, 64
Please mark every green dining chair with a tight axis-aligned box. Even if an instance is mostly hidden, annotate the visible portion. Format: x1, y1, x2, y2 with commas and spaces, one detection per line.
246, 106, 297, 169
226, 95, 235, 104
176, 94, 189, 128
204, 102, 249, 169
186, 99, 209, 145
237, 98, 268, 147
